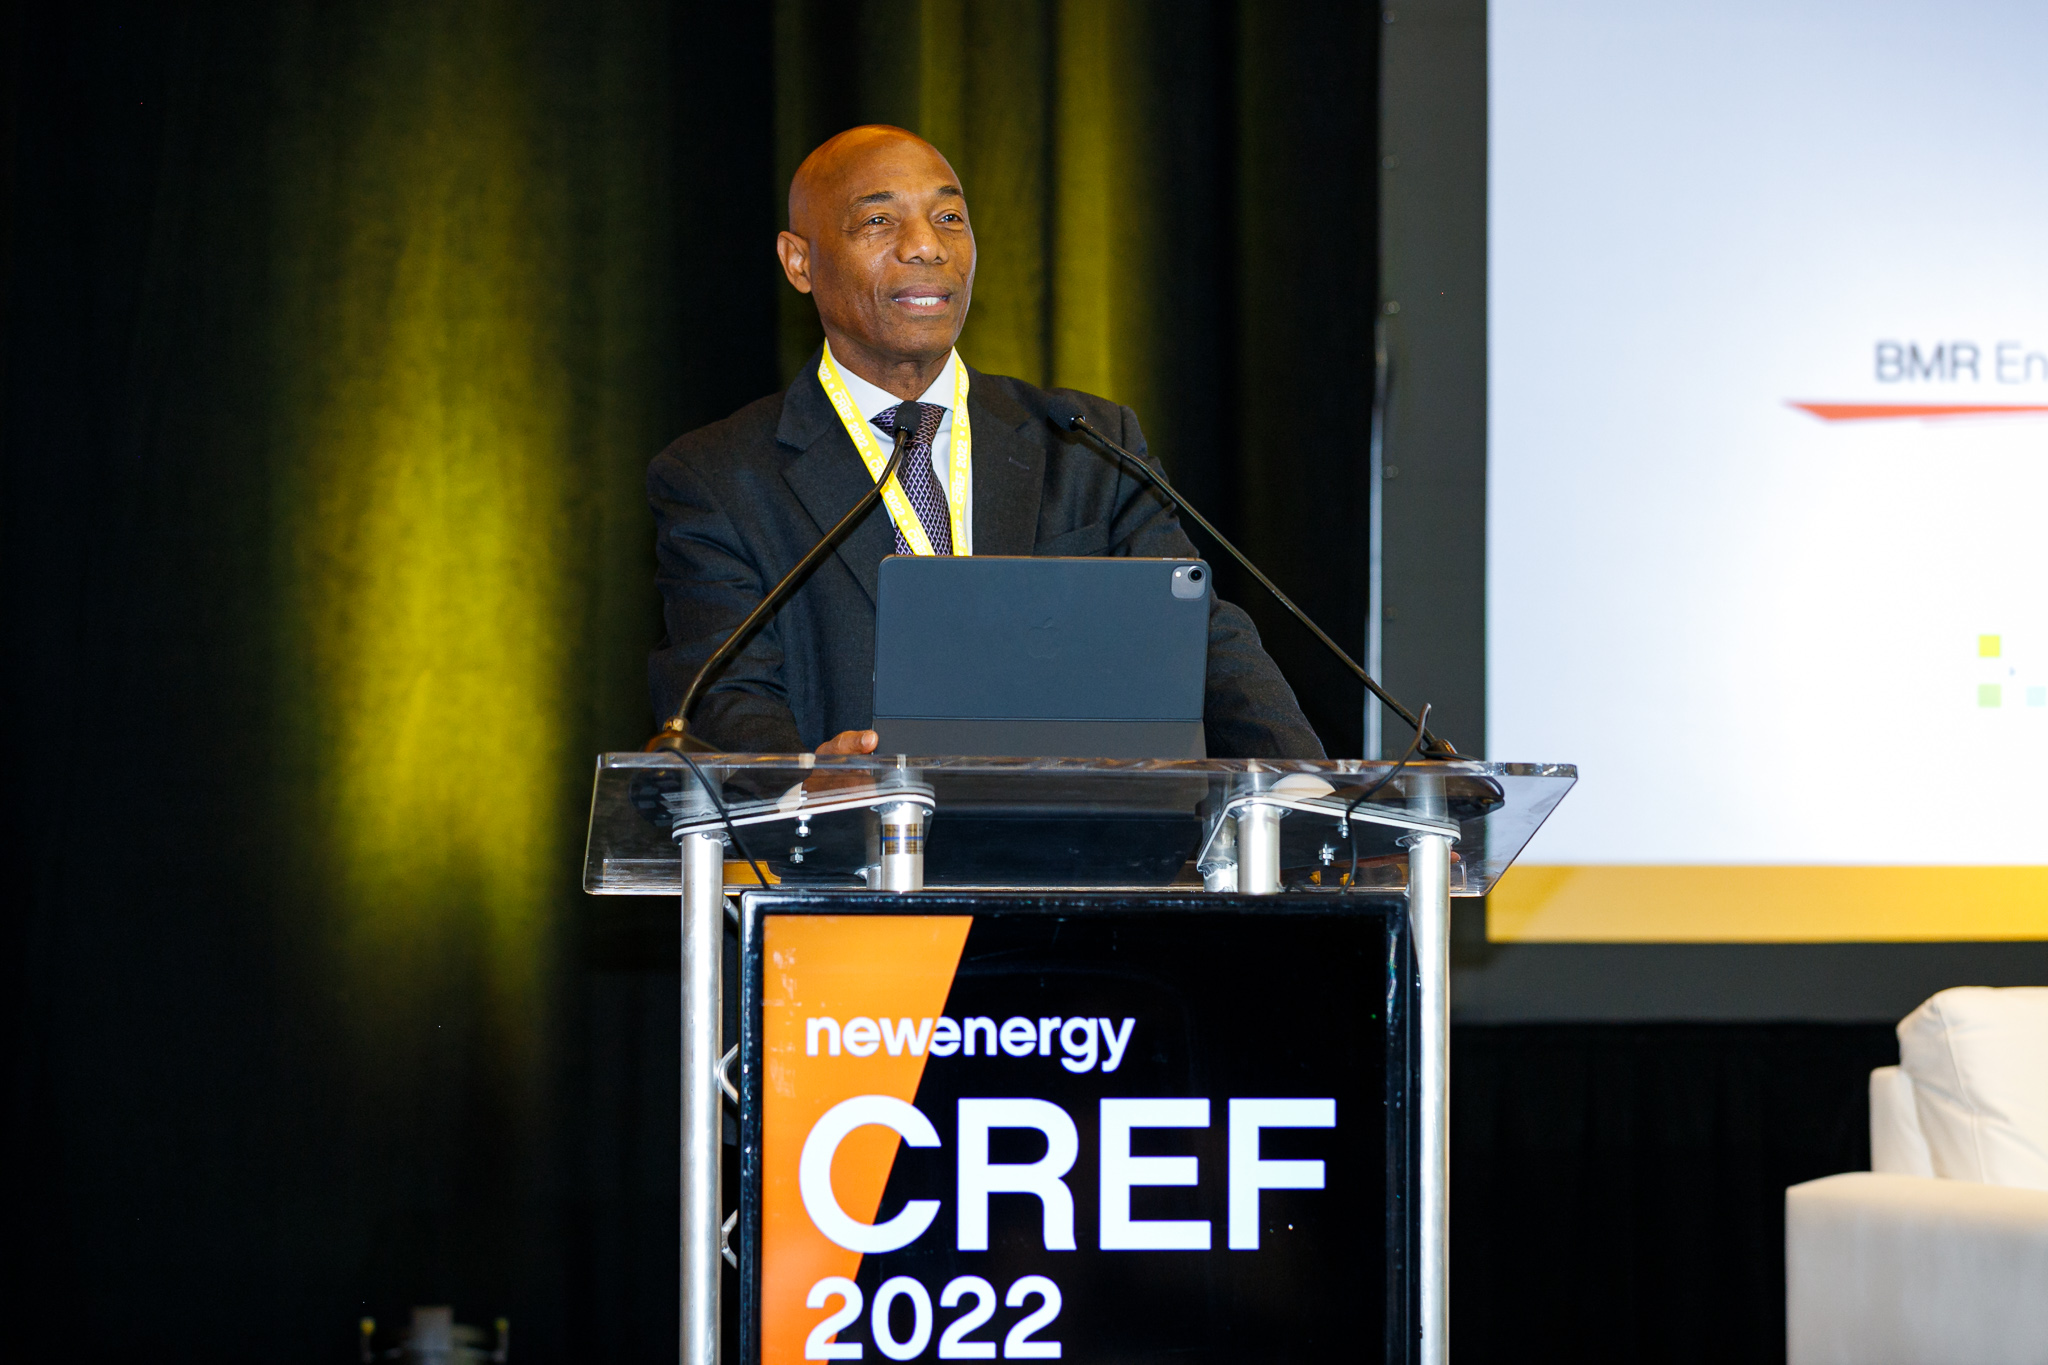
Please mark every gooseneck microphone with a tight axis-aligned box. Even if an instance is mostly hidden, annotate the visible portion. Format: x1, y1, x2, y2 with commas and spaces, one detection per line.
646, 399, 925, 754
1045, 398, 1455, 757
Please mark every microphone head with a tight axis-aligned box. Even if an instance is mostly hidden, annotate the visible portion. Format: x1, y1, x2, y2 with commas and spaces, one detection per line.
1044, 396, 1087, 433
891, 400, 921, 440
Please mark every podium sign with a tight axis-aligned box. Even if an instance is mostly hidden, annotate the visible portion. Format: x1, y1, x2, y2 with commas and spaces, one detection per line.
739, 893, 1414, 1363
584, 753, 1574, 1365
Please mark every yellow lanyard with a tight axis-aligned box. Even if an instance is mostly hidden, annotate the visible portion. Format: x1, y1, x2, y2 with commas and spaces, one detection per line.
817, 344, 972, 556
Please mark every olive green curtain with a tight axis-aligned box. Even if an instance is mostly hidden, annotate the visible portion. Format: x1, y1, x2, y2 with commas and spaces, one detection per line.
8, 0, 775, 1353
4, 0, 1372, 1356
257, 0, 778, 1342
773, 0, 1182, 466
273, 0, 579, 1084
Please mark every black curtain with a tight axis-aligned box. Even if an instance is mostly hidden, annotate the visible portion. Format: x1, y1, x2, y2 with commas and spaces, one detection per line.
2, 1, 1381, 1359
1451, 1023, 1898, 1364
1, 1, 777, 1358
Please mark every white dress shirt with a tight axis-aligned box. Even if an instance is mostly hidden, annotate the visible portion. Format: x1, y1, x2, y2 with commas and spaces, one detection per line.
830, 346, 971, 554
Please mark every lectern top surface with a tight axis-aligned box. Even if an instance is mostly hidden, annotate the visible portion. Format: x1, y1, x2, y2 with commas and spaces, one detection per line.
584, 753, 1574, 898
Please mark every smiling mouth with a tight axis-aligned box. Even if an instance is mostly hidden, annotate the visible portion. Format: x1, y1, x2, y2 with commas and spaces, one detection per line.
892, 290, 951, 313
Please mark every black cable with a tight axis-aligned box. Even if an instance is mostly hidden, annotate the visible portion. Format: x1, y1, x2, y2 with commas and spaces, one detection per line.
677, 748, 771, 893
1344, 702, 1431, 893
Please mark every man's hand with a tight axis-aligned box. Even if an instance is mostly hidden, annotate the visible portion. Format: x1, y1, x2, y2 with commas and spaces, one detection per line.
816, 729, 879, 756
808, 730, 879, 793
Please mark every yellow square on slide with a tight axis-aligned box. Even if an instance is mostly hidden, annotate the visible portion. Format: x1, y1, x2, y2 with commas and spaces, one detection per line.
1980, 634, 2002, 657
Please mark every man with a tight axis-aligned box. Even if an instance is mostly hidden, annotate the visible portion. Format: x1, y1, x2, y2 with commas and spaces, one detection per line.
647, 125, 1322, 759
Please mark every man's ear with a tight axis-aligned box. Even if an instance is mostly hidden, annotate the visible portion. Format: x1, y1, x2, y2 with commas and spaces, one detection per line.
776, 231, 814, 295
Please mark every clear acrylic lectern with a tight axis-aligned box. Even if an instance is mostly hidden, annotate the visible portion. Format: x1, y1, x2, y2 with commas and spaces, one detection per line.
584, 754, 1575, 1365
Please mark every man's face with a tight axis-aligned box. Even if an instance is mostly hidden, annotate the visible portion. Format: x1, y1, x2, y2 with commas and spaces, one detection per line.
779, 133, 976, 369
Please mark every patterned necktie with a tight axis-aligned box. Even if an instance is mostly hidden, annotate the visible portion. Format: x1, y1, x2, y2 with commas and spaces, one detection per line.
870, 401, 953, 556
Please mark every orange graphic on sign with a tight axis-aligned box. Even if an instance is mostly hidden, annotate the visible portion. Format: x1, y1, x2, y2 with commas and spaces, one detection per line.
760, 915, 973, 1364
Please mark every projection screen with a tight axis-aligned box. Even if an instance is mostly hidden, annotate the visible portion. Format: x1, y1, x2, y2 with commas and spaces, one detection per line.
1487, 0, 2048, 939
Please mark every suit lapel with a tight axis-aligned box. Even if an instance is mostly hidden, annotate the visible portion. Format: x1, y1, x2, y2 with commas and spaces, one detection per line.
779, 357, 1047, 602
967, 369, 1044, 557
779, 354, 897, 606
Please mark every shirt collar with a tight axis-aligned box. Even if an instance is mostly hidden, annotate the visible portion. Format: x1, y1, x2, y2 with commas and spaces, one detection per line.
828, 344, 960, 426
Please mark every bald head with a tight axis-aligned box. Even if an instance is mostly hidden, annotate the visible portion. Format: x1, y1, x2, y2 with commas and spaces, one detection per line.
776, 126, 976, 400
788, 126, 951, 233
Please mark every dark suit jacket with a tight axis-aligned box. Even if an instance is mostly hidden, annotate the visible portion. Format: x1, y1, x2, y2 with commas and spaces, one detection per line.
646, 353, 1324, 759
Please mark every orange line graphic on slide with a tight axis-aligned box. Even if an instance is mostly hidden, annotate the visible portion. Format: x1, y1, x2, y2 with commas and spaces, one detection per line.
760, 915, 973, 1365
1789, 400, 2048, 421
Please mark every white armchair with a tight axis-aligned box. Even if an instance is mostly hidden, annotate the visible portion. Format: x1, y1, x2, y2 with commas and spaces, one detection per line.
1786, 987, 2048, 1365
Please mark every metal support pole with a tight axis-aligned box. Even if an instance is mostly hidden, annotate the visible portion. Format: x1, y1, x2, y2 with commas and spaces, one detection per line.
1404, 783, 1452, 1365
680, 829, 725, 1365
1236, 805, 1283, 895
875, 801, 926, 892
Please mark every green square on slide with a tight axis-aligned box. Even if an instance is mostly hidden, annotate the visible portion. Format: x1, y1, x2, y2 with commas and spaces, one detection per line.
1978, 684, 2003, 708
